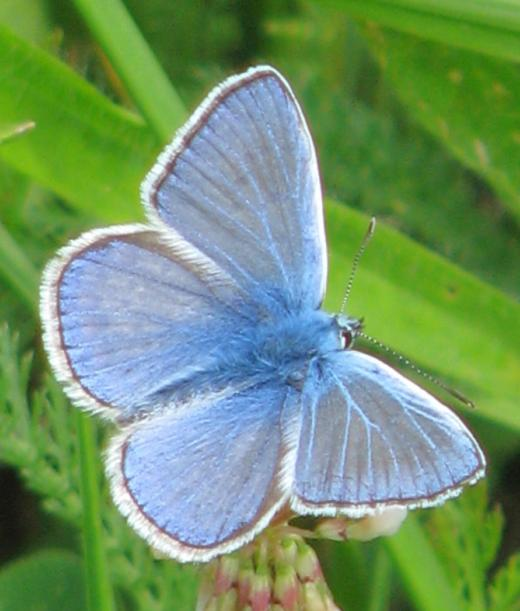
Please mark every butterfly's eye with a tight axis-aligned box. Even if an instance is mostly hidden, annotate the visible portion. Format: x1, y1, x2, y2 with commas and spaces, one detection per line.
340, 329, 354, 350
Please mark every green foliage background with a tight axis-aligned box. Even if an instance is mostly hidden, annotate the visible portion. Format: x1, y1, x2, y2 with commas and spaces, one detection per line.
0, 1, 519, 609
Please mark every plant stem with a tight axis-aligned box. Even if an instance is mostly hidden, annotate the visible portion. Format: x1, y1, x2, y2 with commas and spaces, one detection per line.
76, 411, 116, 611
73, 0, 186, 141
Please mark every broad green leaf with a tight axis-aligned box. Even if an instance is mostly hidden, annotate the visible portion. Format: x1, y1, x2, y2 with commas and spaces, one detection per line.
0, 130, 39, 309
295, 70, 520, 296
0, 549, 86, 611
384, 515, 462, 611
324, 202, 520, 433
363, 26, 520, 220
323, 0, 520, 63
0, 0, 50, 44
0, 24, 160, 223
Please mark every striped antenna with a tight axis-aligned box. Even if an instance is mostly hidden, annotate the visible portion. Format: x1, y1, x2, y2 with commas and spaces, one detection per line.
339, 217, 376, 314
359, 332, 475, 408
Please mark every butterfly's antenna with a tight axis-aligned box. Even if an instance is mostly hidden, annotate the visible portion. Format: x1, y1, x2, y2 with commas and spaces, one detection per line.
340, 217, 376, 314
359, 332, 475, 408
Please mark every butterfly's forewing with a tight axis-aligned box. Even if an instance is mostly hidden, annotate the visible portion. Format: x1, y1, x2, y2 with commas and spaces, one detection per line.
107, 382, 299, 562
40, 225, 256, 419
292, 351, 486, 517
143, 66, 327, 312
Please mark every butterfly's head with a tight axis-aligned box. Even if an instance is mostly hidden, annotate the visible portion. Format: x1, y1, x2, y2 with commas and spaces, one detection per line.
334, 314, 364, 350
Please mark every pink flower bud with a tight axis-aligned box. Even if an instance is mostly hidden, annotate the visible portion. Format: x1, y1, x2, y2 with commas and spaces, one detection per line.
295, 541, 322, 583
273, 561, 298, 610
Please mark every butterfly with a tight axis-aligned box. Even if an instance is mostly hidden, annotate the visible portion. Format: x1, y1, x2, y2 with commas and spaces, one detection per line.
40, 66, 486, 562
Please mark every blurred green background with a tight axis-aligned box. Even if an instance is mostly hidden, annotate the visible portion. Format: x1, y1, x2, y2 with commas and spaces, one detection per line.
0, 1, 519, 609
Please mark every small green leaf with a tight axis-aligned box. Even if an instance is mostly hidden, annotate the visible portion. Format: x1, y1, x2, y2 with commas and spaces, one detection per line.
489, 553, 520, 611
0, 549, 86, 611
425, 484, 501, 609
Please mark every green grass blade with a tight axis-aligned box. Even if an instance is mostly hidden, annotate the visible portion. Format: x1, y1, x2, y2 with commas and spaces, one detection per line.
384, 0, 520, 32
76, 413, 116, 611
72, 0, 186, 141
0, 221, 39, 309
323, 0, 520, 63
367, 546, 392, 611
0, 24, 159, 222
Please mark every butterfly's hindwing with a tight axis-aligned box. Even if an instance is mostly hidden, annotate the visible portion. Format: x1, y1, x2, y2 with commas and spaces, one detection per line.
107, 381, 299, 562
292, 351, 486, 517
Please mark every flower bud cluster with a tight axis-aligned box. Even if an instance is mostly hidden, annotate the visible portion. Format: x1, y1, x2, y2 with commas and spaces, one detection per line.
197, 507, 407, 609
197, 532, 339, 610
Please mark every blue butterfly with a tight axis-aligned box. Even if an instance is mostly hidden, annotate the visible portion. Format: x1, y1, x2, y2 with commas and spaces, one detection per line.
40, 66, 485, 562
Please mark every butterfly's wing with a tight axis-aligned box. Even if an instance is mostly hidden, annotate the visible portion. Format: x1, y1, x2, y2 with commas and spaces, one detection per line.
107, 381, 298, 562
143, 66, 327, 312
40, 225, 257, 420
292, 351, 486, 517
